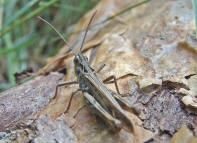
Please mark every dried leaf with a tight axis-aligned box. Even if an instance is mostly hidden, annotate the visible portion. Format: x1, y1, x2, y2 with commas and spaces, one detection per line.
181, 75, 197, 108
170, 125, 197, 143
182, 96, 197, 108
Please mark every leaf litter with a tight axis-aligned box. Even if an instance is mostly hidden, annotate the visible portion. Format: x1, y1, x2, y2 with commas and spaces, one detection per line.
1, 0, 197, 142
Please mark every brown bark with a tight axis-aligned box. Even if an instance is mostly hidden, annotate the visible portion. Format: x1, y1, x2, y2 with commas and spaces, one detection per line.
0, 72, 64, 131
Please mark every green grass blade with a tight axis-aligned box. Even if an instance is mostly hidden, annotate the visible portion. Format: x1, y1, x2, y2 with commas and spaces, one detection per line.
5, 33, 15, 84
0, 36, 38, 56
0, 0, 59, 37
3, 0, 17, 23
0, 83, 13, 91
5, 0, 40, 26
104, 0, 151, 22
0, 0, 9, 6
0, 6, 3, 29
3, 0, 18, 84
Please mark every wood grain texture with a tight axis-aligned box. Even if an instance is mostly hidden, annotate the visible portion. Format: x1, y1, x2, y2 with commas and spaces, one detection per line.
0, 72, 64, 131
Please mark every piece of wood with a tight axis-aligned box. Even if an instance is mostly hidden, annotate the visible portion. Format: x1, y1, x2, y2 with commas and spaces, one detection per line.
0, 72, 64, 131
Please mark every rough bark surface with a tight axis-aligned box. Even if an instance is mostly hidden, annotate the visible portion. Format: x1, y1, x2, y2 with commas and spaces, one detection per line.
0, 72, 64, 131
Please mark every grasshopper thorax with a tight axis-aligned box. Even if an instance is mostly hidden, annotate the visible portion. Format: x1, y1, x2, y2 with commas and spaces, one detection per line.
74, 53, 93, 89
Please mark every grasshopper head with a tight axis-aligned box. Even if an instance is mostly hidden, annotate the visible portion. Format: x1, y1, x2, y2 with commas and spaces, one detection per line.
74, 53, 88, 66
74, 53, 89, 74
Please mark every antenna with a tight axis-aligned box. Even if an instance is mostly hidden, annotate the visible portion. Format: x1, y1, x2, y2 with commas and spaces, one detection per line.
37, 16, 69, 46
79, 11, 97, 52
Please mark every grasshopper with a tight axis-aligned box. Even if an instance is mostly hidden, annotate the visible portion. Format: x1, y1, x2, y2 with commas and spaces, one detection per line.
39, 11, 135, 133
